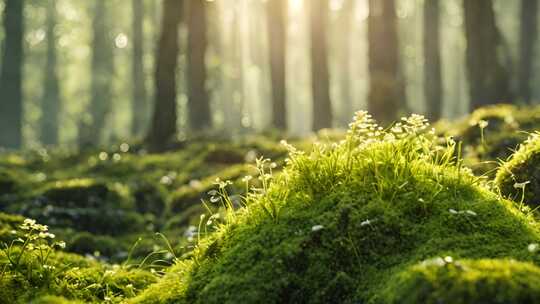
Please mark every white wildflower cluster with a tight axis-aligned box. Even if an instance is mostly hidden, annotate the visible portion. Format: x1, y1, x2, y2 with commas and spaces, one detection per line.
17, 218, 66, 249
1, 218, 67, 282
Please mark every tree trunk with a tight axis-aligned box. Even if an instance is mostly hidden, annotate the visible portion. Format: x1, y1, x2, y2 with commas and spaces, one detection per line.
267, 0, 287, 130
309, 0, 333, 131
83, 0, 114, 146
0, 0, 24, 149
146, 0, 183, 151
131, 0, 148, 137
367, 0, 405, 125
519, 0, 538, 104
423, 0, 442, 121
337, 0, 355, 126
187, 0, 212, 131
40, 0, 60, 146
464, 0, 513, 110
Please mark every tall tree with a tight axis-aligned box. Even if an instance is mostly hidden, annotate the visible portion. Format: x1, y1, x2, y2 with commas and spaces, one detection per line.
147, 0, 183, 151
131, 0, 148, 137
187, 0, 212, 130
336, 0, 355, 126
309, 0, 333, 131
367, 0, 405, 124
0, 0, 24, 149
40, 0, 61, 146
519, 0, 538, 104
267, 0, 287, 130
83, 0, 114, 146
463, 0, 512, 110
423, 0, 442, 121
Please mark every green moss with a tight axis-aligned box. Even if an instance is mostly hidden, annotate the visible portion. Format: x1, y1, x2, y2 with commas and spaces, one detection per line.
0, 212, 24, 242
132, 113, 540, 303
30, 295, 83, 304
167, 164, 254, 214
495, 133, 540, 208
382, 258, 540, 304
0, 249, 156, 303
9, 178, 146, 235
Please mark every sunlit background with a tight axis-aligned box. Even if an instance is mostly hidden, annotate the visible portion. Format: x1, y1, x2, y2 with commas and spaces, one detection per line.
0, 0, 533, 148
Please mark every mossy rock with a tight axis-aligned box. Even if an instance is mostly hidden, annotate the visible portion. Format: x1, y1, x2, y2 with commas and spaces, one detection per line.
67, 232, 122, 258
0, 212, 24, 242
132, 113, 540, 304
11, 179, 146, 235
132, 181, 167, 216
382, 258, 540, 304
0, 168, 19, 194
495, 133, 540, 208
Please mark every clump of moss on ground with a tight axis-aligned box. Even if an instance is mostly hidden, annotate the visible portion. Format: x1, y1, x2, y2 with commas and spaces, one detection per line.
382, 258, 540, 304
495, 133, 540, 208
131, 113, 540, 303
437, 104, 540, 175
0, 218, 157, 303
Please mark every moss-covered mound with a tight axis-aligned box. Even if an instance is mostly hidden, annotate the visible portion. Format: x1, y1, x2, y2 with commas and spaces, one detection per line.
495, 133, 540, 208
131, 113, 540, 304
437, 104, 540, 175
9, 178, 146, 235
382, 258, 540, 304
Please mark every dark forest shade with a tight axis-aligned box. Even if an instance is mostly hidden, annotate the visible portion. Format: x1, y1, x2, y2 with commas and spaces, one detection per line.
187, 0, 212, 131
0, 0, 24, 149
267, 0, 288, 130
309, 0, 333, 131
337, 0, 355, 127
367, 0, 405, 125
519, 0, 538, 104
131, 0, 148, 137
147, 0, 183, 151
82, 0, 114, 146
40, 0, 61, 146
464, 0, 512, 110
423, 0, 442, 121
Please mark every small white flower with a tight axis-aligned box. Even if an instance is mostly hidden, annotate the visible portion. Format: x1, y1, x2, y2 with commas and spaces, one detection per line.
311, 225, 324, 232
444, 256, 453, 263
528, 243, 539, 253
449, 209, 458, 214
478, 120, 489, 129
514, 181, 531, 189
465, 210, 477, 216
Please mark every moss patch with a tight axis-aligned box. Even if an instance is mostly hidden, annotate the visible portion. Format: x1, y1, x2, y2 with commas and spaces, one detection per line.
131, 113, 540, 303
382, 258, 540, 304
495, 133, 540, 208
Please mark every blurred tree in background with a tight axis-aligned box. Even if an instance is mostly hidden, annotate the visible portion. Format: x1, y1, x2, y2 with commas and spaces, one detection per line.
0, 0, 23, 149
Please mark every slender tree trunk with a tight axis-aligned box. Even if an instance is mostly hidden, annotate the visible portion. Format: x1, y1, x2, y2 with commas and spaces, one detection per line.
131, 0, 148, 137
519, 0, 538, 104
146, 0, 183, 151
309, 0, 333, 131
367, 0, 405, 125
267, 0, 287, 130
337, 0, 355, 126
0, 0, 24, 149
423, 0, 442, 121
464, 0, 513, 110
187, 0, 212, 130
82, 0, 114, 147
40, 0, 60, 146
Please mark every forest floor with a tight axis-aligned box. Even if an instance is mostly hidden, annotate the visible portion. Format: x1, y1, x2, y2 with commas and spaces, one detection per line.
2, 104, 540, 303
